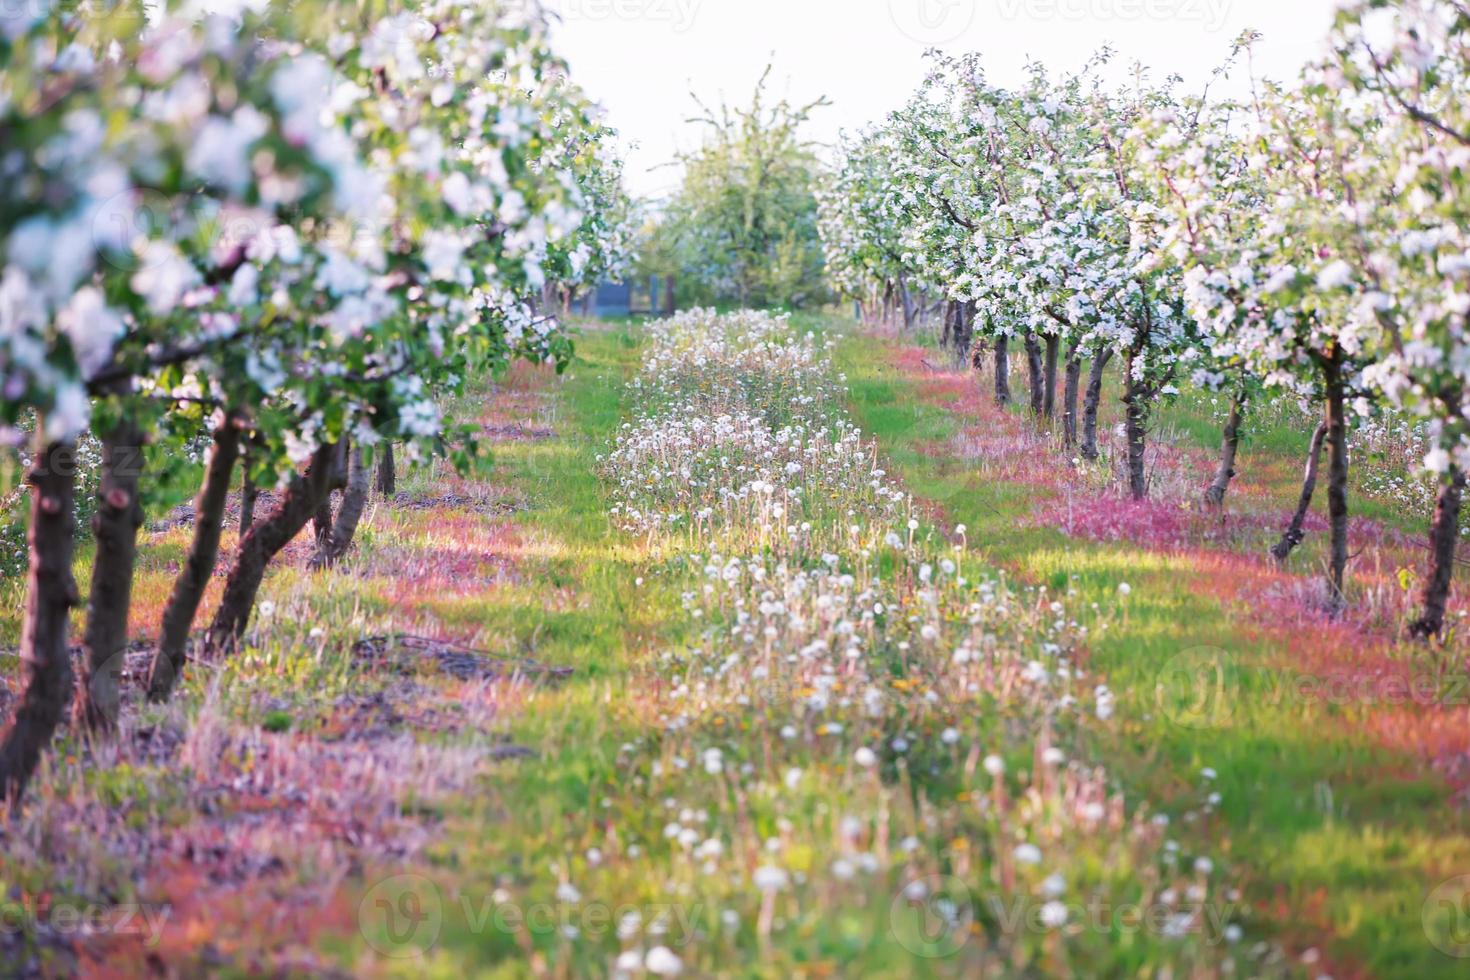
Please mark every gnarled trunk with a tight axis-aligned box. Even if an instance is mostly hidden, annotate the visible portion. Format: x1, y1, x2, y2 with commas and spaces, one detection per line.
1271, 420, 1329, 565
1081, 349, 1112, 461
375, 442, 396, 497
952, 301, 975, 364
1042, 334, 1061, 420
993, 334, 1011, 406
1411, 465, 1466, 639
240, 437, 259, 534
1323, 354, 1350, 609
1122, 353, 1149, 500
205, 441, 340, 651
311, 444, 370, 569
75, 423, 145, 733
1062, 349, 1082, 448
1204, 387, 1248, 508
311, 440, 349, 546
148, 411, 247, 701
1024, 333, 1044, 415
0, 437, 79, 803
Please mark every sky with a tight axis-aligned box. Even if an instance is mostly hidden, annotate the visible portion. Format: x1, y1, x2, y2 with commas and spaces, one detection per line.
549, 0, 1345, 198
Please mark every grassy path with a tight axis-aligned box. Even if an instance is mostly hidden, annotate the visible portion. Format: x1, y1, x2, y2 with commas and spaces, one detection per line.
832, 325, 1470, 979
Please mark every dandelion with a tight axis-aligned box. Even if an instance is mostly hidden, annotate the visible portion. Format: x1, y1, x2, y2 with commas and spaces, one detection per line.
645, 946, 683, 976
1039, 900, 1068, 928
983, 754, 1005, 776
853, 746, 878, 768
753, 865, 789, 892
941, 727, 960, 745
1117, 582, 1131, 597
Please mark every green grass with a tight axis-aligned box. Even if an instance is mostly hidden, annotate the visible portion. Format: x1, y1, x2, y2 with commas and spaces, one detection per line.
830, 322, 1470, 978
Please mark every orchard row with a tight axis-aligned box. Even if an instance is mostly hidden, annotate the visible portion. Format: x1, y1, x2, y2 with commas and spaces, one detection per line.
0, 0, 636, 801
817, 0, 1470, 634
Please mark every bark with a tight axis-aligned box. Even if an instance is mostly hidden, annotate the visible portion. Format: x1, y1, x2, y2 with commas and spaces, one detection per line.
898, 275, 916, 330
1122, 353, 1149, 500
75, 422, 145, 733
1204, 387, 1248, 508
1024, 333, 1044, 415
949, 301, 968, 362
940, 300, 955, 352
204, 442, 340, 651
993, 334, 1011, 406
311, 445, 370, 569
1042, 334, 1061, 420
0, 438, 79, 803
311, 440, 349, 545
663, 274, 676, 317
147, 410, 247, 702
1081, 350, 1113, 461
1270, 421, 1329, 564
375, 442, 396, 497
1323, 354, 1351, 608
240, 466, 257, 535
1410, 466, 1466, 639
1062, 349, 1083, 448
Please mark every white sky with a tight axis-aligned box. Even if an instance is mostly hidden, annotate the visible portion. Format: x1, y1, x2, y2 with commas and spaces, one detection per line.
548, 0, 1344, 198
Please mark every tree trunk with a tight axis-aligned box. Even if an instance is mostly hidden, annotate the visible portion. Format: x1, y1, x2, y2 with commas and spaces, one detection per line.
147, 411, 247, 701
993, 334, 1011, 406
375, 442, 396, 497
1323, 354, 1350, 609
1042, 335, 1061, 420
75, 422, 145, 734
1062, 349, 1083, 448
1204, 387, 1248, 508
1123, 351, 1149, 500
953, 301, 975, 364
240, 467, 257, 535
1024, 333, 1044, 415
898, 276, 916, 330
311, 445, 370, 569
1081, 349, 1113, 461
311, 441, 349, 545
1410, 466, 1466, 639
1270, 421, 1329, 565
0, 437, 79, 803
664, 274, 676, 317
940, 300, 955, 352
204, 441, 340, 651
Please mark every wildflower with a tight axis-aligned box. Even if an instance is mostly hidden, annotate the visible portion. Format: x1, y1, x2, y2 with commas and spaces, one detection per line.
1039, 900, 1068, 928
1014, 843, 1042, 865
1117, 582, 1131, 597
645, 946, 683, 976
941, 727, 960, 745
753, 865, 789, 892
854, 746, 878, 768
983, 754, 1005, 776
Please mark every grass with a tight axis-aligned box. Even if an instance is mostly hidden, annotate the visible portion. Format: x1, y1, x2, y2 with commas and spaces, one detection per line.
2, 312, 1466, 977
827, 316, 1470, 978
